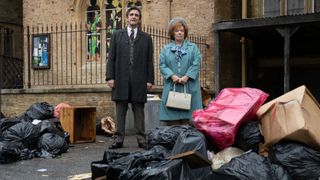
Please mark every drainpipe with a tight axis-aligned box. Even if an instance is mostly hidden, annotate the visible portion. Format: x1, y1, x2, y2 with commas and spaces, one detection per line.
0, 56, 2, 115
168, 0, 172, 22
241, 0, 247, 87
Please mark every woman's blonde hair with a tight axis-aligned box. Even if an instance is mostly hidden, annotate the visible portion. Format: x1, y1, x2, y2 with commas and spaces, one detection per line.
168, 17, 189, 40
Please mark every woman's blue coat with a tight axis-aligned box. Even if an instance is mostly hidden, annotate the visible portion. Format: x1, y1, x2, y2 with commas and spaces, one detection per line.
159, 40, 203, 121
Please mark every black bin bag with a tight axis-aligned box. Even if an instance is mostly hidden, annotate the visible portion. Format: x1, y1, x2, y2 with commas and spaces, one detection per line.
109, 145, 168, 180
1, 121, 40, 149
25, 102, 54, 120
217, 152, 291, 180
170, 127, 211, 180
0, 112, 5, 118
147, 125, 190, 150
269, 141, 320, 180
234, 120, 262, 152
91, 151, 131, 179
37, 133, 69, 158
0, 141, 21, 164
131, 159, 196, 180
0, 117, 22, 133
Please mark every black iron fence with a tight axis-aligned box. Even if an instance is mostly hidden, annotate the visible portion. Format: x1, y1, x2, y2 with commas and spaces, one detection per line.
0, 25, 24, 89
0, 25, 24, 114
0, 24, 208, 89
0, 55, 23, 89
24, 23, 208, 88
1, 24, 208, 115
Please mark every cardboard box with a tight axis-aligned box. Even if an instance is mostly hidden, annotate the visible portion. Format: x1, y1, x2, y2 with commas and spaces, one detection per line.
257, 85, 319, 117
60, 106, 96, 143
258, 85, 320, 149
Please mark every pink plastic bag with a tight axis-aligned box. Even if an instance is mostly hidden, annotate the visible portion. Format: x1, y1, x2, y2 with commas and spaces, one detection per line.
54, 102, 71, 118
193, 88, 268, 150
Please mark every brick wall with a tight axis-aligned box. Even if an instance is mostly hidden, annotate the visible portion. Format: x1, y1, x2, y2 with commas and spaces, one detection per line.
170, 0, 215, 89
1, 0, 243, 119
22, 0, 218, 90
1, 89, 115, 119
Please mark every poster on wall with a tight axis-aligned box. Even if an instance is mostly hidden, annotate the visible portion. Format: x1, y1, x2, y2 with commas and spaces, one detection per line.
32, 34, 50, 69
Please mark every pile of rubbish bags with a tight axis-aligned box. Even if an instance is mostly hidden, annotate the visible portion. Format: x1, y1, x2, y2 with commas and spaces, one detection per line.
0, 102, 69, 163
92, 125, 212, 179
92, 86, 320, 179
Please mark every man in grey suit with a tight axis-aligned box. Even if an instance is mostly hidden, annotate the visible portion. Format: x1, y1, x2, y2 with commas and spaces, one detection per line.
106, 6, 154, 149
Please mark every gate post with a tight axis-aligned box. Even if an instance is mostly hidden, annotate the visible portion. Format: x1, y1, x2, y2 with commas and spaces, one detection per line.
27, 26, 31, 88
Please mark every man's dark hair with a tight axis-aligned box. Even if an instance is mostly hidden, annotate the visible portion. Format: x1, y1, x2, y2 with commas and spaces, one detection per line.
126, 6, 142, 20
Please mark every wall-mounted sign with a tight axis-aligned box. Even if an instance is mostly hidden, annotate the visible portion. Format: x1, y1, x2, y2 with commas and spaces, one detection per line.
32, 34, 50, 69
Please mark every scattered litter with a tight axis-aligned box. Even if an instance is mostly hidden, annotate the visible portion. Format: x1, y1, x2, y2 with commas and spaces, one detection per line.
68, 172, 91, 180
37, 168, 47, 172
147, 94, 161, 100
32, 119, 41, 125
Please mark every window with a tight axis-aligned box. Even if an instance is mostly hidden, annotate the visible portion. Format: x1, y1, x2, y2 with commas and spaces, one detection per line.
105, 0, 123, 40
127, 1, 142, 9
263, 0, 319, 17
104, 0, 142, 40
86, 0, 101, 62
264, 0, 281, 17
287, 0, 304, 15
104, 0, 142, 56
85, 0, 142, 61
314, 0, 320, 12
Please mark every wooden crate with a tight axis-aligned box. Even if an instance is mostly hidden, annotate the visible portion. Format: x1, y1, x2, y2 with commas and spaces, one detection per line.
60, 106, 96, 143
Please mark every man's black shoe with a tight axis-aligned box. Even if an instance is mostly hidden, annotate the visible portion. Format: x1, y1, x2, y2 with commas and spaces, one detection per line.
109, 142, 123, 149
138, 143, 147, 149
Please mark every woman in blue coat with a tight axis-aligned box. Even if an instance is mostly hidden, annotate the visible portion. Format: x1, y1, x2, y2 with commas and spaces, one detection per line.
159, 17, 203, 125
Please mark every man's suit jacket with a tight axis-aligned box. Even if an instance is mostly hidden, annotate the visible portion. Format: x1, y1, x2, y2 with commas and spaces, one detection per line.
106, 29, 154, 103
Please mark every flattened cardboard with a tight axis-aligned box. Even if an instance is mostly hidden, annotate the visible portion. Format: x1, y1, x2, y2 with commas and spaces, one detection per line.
168, 150, 212, 169
258, 85, 320, 150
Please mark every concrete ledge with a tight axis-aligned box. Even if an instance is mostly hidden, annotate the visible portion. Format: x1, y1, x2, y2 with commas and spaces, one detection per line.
1, 86, 164, 94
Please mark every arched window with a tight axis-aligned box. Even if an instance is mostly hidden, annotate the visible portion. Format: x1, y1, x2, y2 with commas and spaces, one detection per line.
86, 0, 101, 62
84, 0, 142, 61
105, 0, 123, 39
104, 0, 142, 54
127, 0, 142, 9
104, 0, 142, 38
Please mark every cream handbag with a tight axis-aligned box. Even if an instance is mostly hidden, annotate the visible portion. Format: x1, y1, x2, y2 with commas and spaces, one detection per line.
166, 84, 192, 110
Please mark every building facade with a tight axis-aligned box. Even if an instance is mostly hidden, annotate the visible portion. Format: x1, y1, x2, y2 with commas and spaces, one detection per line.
214, 0, 320, 100
2, 0, 239, 118
4, 0, 320, 118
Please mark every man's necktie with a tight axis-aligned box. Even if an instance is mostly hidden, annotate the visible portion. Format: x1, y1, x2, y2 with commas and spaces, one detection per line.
130, 29, 134, 41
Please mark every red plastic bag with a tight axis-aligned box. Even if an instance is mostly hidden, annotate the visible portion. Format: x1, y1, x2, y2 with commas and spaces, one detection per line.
54, 103, 71, 118
193, 88, 268, 150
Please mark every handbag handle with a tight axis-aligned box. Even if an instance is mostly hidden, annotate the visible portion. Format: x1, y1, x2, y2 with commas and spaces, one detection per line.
173, 84, 187, 94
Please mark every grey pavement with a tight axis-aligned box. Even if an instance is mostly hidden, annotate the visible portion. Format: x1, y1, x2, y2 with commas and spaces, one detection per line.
0, 135, 143, 180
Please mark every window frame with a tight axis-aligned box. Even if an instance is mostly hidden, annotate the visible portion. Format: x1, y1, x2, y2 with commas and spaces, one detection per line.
261, 0, 317, 17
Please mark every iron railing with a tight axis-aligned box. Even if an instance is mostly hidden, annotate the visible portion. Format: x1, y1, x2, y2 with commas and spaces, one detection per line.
0, 25, 24, 115
25, 24, 208, 88
0, 55, 23, 89
0, 24, 208, 115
